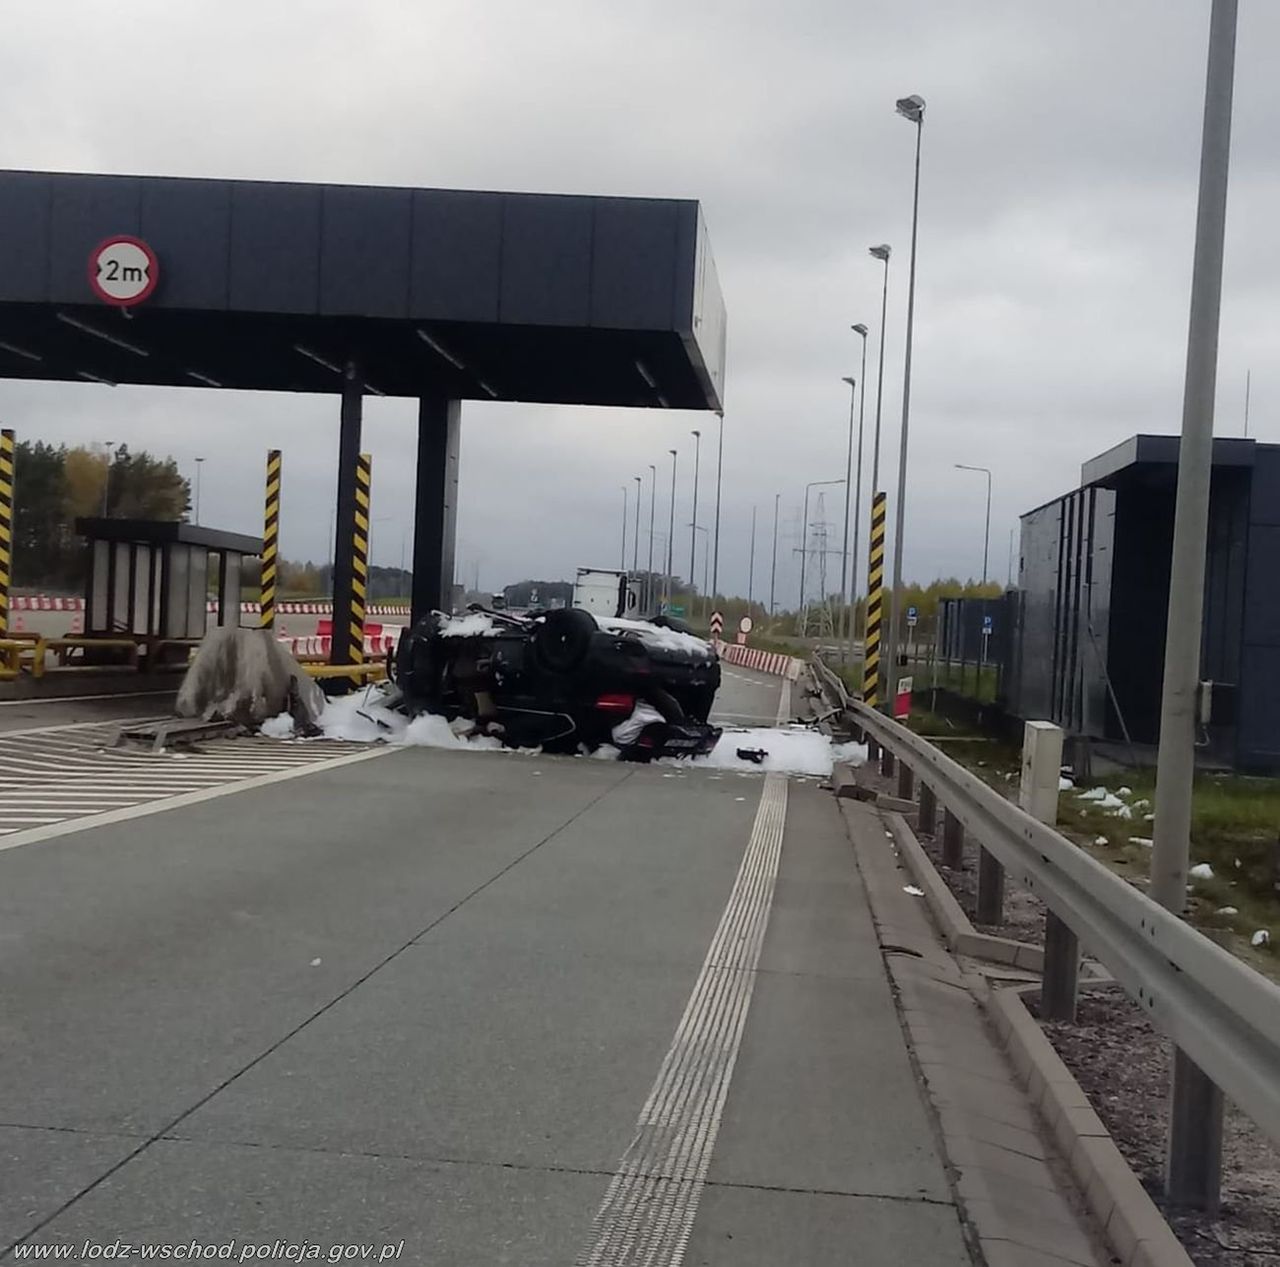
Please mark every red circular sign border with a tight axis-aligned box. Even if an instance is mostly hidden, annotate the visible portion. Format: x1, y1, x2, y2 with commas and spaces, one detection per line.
88, 235, 160, 308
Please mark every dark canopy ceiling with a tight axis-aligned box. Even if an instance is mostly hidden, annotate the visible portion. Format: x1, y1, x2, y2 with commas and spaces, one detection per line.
0, 170, 727, 411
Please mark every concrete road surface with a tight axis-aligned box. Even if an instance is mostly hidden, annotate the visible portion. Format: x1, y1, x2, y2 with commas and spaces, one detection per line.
1, 724, 977, 1263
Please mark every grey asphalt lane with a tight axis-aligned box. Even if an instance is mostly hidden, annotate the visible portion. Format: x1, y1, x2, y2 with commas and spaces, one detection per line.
2, 741, 971, 1265
710, 662, 787, 725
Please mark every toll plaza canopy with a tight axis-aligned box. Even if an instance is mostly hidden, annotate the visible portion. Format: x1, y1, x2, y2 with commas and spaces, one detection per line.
0, 169, 728, 648
0, 169, 726, 410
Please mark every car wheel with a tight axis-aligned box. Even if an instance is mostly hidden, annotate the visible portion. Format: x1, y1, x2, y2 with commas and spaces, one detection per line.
532, 608, 597, 674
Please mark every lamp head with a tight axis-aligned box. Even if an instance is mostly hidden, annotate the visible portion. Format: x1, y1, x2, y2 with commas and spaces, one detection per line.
692, 428, 701, 438
895, 94, 926, 124
841, 376, 856, 388
851, 323, 868, 336
869, 244, 891, 262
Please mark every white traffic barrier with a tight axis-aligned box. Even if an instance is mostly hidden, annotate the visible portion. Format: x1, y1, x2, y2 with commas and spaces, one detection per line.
714, 639, 803, 680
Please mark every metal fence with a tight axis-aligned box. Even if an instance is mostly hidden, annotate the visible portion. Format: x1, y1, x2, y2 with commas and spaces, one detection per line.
811, 655, 1280, 1198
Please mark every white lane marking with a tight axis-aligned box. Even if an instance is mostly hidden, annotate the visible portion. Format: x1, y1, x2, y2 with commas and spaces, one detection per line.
0, 716, 171, 739
0, 747, 393, 854
576, 772, 787, 1266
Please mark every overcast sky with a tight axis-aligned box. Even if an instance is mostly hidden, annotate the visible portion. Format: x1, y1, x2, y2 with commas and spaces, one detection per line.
2, 1, 1276, 603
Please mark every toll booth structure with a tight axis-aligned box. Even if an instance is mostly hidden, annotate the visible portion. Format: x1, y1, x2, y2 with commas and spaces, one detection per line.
0, 169, 728, 669
1008, 435, 1280, 773
76, 518, 262, 665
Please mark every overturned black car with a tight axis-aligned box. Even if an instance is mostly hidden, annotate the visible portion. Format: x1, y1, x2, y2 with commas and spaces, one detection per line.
392, 607, 723, 759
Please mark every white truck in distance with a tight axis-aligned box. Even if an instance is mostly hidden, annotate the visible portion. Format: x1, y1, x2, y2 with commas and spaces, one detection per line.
572, 568, 642, 619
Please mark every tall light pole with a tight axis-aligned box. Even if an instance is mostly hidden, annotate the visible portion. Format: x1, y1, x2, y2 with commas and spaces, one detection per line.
689, 429, 702, 597
868, 246, 891, 494
800, 478, 845, 623
620, 483, 628, 571
689, 524, 710, 621
1152, 0, 1237, 1213
632, 475, 641, 572
647, 463, 657, 613
849, 325, 869, 662
194, 456, 205, 525
666, 448, 677, 609
886, 93, 926, 710
838, 376, 856, 660
770, 493, 780, 616
955, 464, 992, 584
100, 441, 115, 517
748, 505, 757, 611
712, 411, 724, 602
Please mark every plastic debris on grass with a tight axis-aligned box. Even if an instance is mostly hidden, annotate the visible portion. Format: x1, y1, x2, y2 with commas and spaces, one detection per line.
1252, 930, 1272, 949
1217, 906, 1239, 916
1058, 776, 1074, 791
1077, 787, 1133, 817
1130, 836, 1153, 849
1094, 835, 1109, 846
903, 885, 925, 897
1189, 862, 1215, 881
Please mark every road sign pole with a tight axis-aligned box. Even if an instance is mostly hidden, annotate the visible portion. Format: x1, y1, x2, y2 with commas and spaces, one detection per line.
1153, 0, 1237, 1213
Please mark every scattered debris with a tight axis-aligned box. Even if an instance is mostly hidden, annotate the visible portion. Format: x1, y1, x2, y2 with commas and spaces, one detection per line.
1217, 906, 1239, 916
903, 885, 925, 897
1253, 930, 1271, 948
1189, 862, 1215, 881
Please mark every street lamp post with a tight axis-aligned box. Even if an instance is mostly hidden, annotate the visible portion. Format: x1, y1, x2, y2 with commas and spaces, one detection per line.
689, 429, 702, 599
849, 325, 869, 662
886, 93, 926, 710
194, 456, 205, 526
748, 505, 757, 610
647, 463, 657, 614
770, 493, 780, 616
1152, 0, 1238, 1212
620, 484, 628, 571
800, 478, 846, 625
838, 376, 856, 660
689, 524, 710, 622
666, 449, 677, 608
954, 464, 992, 584
100, 441, 115, 517
712, 412, 724, 604
632, 475, 641, 573
868, 247, 891, 495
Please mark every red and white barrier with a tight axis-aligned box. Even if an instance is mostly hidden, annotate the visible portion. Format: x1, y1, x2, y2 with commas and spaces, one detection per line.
11, 596, 85, 611
714, 640, 803, 681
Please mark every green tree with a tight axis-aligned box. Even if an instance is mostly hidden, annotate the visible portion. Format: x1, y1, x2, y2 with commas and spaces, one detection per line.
104, 446, 190, 519
12, 441, 72, 588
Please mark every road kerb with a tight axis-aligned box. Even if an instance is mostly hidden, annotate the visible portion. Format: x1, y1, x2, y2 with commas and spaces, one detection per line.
990, 988, 1194, 1267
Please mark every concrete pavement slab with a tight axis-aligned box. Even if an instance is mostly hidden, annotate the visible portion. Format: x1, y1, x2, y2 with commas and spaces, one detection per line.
0, 749, 632, 1136
6, 1137, 603, 1266
682, 1185, 971, 1267
0, 1127, 143, 1252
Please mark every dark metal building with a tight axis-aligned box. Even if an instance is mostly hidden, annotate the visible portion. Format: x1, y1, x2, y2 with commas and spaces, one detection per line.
0, 169, 727, 662
1009, 435, 1280, 771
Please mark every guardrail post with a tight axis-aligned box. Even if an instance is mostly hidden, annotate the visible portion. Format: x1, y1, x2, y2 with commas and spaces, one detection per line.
879, 747, 895, 778
976, 847, 1005, 925
1041, 911, 1079, 1022
866, 735, 880, 762
1166, 1049, 1224, 1213
941, 808, 964, 869
918, 783, 936, 836
897, 762, 914, 801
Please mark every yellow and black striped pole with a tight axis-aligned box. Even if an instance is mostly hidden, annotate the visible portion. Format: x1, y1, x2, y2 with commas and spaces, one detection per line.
260, 449, 281, 630
862, 491, 888, 707
0, 429, 13, 639
347, 452, 372, 664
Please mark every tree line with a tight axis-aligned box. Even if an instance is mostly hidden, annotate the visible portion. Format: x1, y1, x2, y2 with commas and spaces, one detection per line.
10, 441, 189, 590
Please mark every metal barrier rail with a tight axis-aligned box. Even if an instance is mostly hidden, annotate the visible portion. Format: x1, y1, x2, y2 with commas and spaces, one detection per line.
811, 655, 1280, 1150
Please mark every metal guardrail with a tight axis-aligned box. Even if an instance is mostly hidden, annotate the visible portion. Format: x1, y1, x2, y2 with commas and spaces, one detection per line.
811, 655, 1280, 1150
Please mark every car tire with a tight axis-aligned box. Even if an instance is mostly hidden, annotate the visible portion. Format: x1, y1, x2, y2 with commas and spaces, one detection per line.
532, 609, 597, 674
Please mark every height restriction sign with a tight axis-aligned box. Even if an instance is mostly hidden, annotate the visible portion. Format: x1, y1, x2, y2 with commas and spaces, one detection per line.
89, 236, 159, 307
